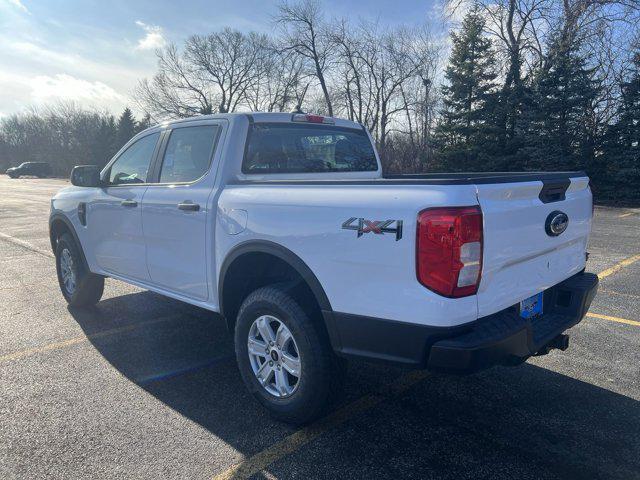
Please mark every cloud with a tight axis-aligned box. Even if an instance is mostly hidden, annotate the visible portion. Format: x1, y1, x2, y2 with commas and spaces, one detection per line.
29, 74, 127, 108
4, 0, 30, 14
6, 40, 151, 81
0, 37, 155, 115
135, 20, 166, 50
0, 70, 33, 113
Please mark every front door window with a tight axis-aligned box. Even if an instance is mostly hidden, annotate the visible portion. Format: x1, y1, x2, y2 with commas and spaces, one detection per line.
107, 132, 159, 185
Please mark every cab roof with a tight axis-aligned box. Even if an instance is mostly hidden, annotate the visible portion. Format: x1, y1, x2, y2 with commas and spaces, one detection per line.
150, 112, 364, 133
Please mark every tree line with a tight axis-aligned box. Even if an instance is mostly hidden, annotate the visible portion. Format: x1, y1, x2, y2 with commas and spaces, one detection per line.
0, 105, 150, 176
1, 0, 638, 202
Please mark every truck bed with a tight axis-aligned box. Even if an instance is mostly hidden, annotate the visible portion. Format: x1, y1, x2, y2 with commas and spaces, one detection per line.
233, 171, 585, 186
382, 171, 585, 184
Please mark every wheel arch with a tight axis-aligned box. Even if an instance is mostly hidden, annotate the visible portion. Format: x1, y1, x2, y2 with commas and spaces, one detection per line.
218, 240, 332, 331
49, 214, 89, 268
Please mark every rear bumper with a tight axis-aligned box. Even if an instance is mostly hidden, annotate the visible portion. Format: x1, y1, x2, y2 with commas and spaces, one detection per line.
323, 272, 598, 373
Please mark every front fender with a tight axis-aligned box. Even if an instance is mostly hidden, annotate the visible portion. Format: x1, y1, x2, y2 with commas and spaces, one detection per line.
49, 213, 90, 270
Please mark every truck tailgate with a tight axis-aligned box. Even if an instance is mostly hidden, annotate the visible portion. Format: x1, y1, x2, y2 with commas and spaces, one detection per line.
476, 176, 592, 317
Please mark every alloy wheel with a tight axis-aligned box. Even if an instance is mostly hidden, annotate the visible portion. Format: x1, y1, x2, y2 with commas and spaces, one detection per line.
60, 248, 76, 295
247, 315, 302, 397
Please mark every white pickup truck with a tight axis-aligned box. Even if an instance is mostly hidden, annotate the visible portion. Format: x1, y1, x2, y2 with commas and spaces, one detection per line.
50, 112, 598, 424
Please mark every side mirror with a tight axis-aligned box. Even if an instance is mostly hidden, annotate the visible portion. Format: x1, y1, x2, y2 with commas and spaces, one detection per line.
70, 165, 101, 187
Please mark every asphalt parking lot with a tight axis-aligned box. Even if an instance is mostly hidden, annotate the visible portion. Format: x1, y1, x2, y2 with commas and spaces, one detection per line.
1, 176, 639, 480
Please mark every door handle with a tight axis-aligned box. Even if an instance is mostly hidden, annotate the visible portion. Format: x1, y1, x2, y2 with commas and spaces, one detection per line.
121, 199, 138, 207
178, 201, 200, 212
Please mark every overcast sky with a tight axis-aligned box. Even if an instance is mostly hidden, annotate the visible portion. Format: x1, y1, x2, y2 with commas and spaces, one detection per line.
0, 0, 445, 117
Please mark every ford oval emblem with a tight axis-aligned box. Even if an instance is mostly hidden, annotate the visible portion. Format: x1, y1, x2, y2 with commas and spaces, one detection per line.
545, 211, 569, 236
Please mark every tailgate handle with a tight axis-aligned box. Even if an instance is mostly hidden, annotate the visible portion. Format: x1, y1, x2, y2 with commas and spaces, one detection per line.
539, 179, 570, 204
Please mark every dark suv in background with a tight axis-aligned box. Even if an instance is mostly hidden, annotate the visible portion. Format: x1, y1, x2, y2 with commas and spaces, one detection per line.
6, 162, 52, 178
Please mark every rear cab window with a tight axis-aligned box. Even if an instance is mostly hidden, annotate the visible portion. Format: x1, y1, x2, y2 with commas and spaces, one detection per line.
242, 123, 378, 174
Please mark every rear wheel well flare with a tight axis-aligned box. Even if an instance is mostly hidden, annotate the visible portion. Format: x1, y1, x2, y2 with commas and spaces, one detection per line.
219, 242, 331, 336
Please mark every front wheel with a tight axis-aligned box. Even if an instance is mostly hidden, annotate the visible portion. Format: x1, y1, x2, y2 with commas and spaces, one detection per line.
55, 233, 104, 307
234, 286, 344, 425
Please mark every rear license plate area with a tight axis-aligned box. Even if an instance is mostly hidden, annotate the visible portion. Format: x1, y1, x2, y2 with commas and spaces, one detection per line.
520, 292, 543, 319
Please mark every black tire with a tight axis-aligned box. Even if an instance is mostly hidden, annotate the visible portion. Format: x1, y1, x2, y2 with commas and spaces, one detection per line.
55, 233, 104, 307
234, 286, 344, 425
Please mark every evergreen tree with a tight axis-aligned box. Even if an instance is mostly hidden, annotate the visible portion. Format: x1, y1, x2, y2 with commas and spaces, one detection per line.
603, 49, 640, 199
493, 52, 532, 171
434, 7, 499, 171
91, 115, 118, 168
520, 33, 600, 172
134, 113, 152, 135
116, 108, 136, 148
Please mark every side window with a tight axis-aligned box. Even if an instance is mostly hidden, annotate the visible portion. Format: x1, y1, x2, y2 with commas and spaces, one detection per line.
159, 125, 219, 184
108, 132, 160, 185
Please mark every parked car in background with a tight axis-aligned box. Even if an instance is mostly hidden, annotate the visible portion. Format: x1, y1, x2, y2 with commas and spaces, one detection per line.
49, 112, 598, 424
6, 162, 52, 178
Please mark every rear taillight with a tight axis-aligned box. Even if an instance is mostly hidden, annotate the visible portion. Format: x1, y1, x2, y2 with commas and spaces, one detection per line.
416, 206, 483, 298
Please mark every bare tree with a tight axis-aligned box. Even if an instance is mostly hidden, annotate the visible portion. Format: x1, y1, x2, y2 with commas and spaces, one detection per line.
331, 19, 439, 162
404, 26, 442, 152
368, 25, 434, 153
244, 45, 309, 112
136, 44, 215, 120
480, 0, 549, 84
275, 0, 335, 116
136, 29, 269, 119
332, 20, 376, 125
185, 29, 267, 113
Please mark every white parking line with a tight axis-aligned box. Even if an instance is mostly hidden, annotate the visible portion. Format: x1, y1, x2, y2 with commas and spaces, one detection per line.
0, 231, 53, 258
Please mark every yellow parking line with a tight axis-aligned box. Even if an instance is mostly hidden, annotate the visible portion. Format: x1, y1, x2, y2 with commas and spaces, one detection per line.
212, 252, 640, 479
0, 314, 181, 362
0, 336, 87, 362
618, 212, 635, 218
211, 370, 429, 480
587, 312, 640, 327
3, 216, 638, 478
584, 258, 640, 326
597, 254, 640, 280
598, 289, 640, 300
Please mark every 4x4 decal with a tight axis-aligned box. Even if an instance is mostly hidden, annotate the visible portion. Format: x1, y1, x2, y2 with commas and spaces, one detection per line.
341, 217, 403, 241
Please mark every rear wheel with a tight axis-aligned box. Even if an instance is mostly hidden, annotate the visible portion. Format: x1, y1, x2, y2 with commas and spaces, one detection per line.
55, 233, 104, 307
234, 286, 344, 425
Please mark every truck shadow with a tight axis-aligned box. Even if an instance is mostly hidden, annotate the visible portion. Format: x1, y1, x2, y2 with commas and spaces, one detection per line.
69, 291, 640, 479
